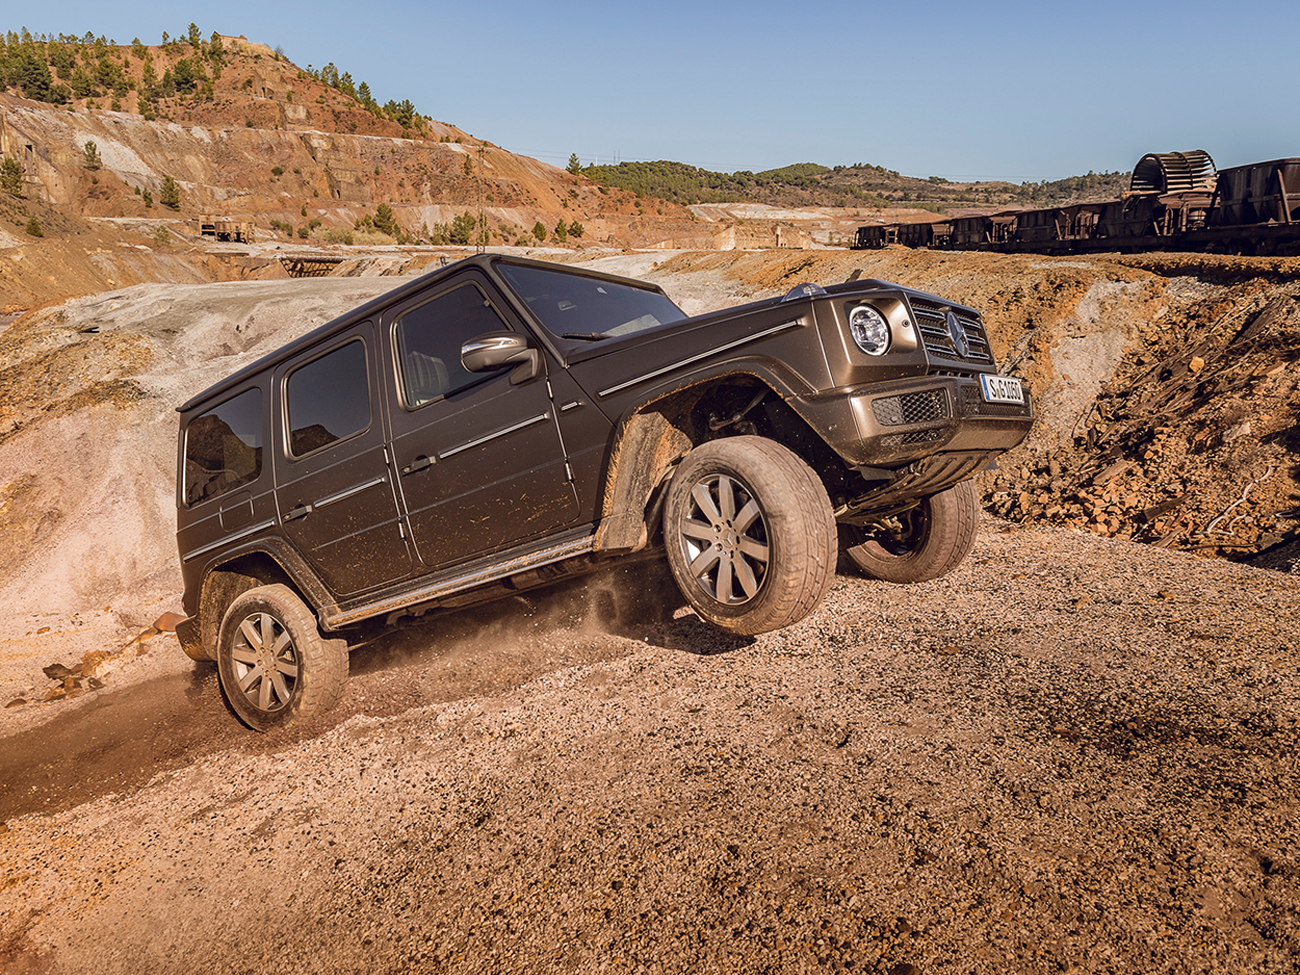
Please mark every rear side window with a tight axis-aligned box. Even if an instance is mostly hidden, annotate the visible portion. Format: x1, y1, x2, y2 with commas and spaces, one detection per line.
184, 388, 263, 506
395, 284, 513, 408
286, 339, 371, 456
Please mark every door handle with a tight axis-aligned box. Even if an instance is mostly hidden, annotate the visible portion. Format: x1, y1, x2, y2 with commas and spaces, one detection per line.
284, 504, 312, 521
402, 455, 433, 475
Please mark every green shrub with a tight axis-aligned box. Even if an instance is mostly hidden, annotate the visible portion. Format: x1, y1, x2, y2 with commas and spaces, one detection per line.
1, 156, 23, 197
25, 218, 43, 237
160, 175, 181, 210
449, 212, 476, 245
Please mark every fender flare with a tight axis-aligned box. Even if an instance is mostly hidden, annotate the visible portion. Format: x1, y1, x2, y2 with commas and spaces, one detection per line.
592, 359, 812, 553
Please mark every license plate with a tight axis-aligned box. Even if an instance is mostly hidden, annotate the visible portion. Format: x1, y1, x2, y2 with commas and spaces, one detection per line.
980, 374, 1024, 404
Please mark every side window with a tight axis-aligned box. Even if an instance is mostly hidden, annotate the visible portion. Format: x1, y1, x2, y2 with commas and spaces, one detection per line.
396, 284, 513, 408
286, 339, 371, 457
184, 387, 263, 507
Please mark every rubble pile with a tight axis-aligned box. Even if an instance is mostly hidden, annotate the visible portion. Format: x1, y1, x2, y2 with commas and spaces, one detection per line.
986, 288, 1300, 567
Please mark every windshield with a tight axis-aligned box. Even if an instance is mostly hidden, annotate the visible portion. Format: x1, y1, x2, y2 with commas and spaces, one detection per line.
497, 263, 686, 340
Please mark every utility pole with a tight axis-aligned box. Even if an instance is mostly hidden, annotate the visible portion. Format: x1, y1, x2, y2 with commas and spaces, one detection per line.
476, 144, 486, 254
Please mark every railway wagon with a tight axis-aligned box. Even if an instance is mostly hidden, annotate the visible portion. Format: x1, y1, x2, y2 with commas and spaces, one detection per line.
851, 151, 1300, 255
1210, 159, 1300, 227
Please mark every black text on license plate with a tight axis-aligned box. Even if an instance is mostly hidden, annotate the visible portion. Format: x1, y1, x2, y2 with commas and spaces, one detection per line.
980, 374, 1024, 404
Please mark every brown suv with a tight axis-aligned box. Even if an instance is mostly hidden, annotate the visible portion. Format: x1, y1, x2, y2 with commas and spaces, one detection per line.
175, 256, 1032, 730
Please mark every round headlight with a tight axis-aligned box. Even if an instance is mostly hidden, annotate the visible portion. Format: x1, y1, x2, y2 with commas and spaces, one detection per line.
848, 304, 890, 356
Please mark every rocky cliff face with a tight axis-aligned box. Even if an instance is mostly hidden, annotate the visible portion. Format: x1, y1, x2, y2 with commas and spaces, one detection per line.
0, 91, 686, 242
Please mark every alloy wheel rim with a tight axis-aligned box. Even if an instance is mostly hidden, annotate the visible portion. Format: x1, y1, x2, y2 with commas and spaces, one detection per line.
230, 612, 300, 712
678, 473, 770, 605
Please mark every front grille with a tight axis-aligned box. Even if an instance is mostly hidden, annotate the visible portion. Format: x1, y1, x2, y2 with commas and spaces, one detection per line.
960, 384, 1034, 417
872, 389, 948, 426
910, 299, 994, 365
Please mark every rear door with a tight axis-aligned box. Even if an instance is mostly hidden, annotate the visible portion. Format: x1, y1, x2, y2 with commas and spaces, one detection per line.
381, 274, 580, 569
272, 321, 413, 597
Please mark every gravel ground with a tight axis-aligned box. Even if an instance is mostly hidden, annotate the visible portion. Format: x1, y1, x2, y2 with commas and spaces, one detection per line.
2, 522, 1297, 974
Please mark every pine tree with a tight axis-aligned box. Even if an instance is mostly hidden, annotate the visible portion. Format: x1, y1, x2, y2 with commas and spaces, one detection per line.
1, 156, 24, 197
83, 141, 101, 170
160, 175, 181, 210
373, 203, 401, 238
16, 49, 53, 101
532, 221, 546, 243
566, 153, 582, 175
450, 212, 476, 245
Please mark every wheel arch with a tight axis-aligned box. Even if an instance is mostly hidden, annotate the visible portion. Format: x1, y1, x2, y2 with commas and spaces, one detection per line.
194, 542, 330, 661
592, 363, 847, 554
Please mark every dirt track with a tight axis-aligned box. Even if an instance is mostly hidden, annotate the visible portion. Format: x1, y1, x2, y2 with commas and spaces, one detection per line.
2, 526, 1297, 974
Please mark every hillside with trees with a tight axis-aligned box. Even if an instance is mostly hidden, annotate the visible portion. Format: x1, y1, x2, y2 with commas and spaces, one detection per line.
0, 24, 433, 137
582, 159, 1129, 213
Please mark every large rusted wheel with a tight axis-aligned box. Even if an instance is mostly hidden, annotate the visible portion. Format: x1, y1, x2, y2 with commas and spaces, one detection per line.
663, 437, 836, 636
216, 584, 348, 732
845, 479, 980, 583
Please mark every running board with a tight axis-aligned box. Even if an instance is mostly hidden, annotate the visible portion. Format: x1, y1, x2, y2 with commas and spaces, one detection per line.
320, 526, 597, 631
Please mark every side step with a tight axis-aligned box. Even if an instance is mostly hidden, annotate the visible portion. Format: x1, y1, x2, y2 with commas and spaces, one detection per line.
320, 526, 598, 631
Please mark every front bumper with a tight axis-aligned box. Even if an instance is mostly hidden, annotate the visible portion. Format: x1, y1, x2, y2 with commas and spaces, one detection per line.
794, 374, 1034, 469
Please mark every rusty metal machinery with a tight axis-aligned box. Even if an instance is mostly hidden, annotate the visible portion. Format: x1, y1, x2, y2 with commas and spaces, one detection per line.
1130, 150, 1217, 194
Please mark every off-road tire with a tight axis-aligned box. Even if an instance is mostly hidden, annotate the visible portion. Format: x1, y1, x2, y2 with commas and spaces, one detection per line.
216, 584, 348, 732
663, 436, 836, 636
845, 479, 980, 583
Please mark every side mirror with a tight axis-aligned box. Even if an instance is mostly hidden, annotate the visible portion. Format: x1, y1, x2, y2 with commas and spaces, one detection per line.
460, 331, 541, 384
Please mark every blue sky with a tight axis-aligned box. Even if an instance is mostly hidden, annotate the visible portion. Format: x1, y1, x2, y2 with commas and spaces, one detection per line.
15, 1, 1299, 183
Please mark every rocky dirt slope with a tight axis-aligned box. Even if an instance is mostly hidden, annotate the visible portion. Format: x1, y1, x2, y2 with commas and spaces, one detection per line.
1, 526, 1296, 974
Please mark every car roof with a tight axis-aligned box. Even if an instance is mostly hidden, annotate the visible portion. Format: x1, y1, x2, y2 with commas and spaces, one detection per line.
176, 254, 670, 414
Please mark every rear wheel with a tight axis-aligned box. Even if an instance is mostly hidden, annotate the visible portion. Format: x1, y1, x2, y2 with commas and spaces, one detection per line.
663, 437, 836, 635
216, 584, 348, 732
845, 479, 980, 583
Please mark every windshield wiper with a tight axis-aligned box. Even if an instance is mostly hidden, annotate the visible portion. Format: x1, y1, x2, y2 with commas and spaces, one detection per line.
561, 331, 608, 341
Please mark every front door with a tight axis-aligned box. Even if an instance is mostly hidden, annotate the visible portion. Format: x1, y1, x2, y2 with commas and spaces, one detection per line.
382, 276, 580, 569
273, 323, 413, 597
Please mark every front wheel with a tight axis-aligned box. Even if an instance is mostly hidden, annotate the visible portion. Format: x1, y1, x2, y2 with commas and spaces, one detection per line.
663, 437, 836, 636
216, 584, 348, 732
844, 479, 981, 583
